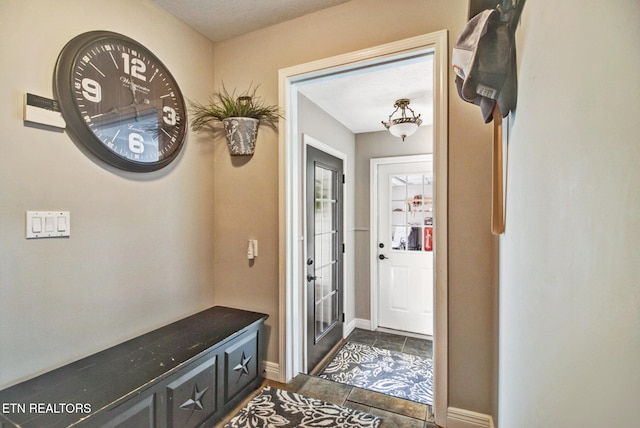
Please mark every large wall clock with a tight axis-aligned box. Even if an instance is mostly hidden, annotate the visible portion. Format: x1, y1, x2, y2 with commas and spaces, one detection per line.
53, 31, 187, 172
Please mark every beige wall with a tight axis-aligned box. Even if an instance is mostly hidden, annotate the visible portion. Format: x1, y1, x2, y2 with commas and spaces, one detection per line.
499, 1, 640, 426
212, 0, 498, 417
1, 0, 499, 420
0, 0, 217, 388
6, 1, 636, 423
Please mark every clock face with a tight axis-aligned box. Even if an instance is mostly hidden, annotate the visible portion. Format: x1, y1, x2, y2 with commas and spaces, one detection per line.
54, 31, 187, 172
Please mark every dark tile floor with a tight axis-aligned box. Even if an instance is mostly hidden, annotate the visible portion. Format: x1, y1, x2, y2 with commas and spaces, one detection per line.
347, 328, 433, 359
217, 328, 436, 428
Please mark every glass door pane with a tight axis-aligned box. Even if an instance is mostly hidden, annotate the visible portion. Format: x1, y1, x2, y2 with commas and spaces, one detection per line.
314, 165, 338, 339
390, 173, 433, 252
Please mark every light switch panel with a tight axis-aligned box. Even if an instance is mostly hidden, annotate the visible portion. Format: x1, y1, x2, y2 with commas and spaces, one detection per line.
26, 211, 70, 239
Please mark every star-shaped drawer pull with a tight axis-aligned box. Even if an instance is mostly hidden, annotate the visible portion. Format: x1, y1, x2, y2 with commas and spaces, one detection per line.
180, 384, 208, 412
233, 352, 253, 376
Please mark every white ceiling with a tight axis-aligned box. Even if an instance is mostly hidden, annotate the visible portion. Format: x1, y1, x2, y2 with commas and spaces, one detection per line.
297, 56, 433, 133
152, 0, 352, 43
152, 0, 433, 134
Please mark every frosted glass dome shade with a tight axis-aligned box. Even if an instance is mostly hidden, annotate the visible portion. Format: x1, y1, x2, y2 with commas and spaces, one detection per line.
388, 121, 419, 140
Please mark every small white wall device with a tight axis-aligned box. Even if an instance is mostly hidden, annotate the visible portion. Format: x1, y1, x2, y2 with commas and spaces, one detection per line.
247, 240, 258, 260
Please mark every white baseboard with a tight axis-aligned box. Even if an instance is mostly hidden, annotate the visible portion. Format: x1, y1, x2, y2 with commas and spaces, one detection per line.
354, 318, 372, 330
262, 360, 280, 381
447, 407, 494, 428
344, 318, 357, 337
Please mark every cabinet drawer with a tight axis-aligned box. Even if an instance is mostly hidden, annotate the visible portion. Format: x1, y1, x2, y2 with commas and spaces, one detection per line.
99, 394, 156, 428
166, 355, 218, 428
224, 330, 259, 404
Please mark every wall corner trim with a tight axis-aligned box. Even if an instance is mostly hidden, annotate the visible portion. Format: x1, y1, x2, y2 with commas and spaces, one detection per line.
263, 361, 280, 381
354, 318, 372, 330
344, 318, 357, 337
447, 407, 494, 428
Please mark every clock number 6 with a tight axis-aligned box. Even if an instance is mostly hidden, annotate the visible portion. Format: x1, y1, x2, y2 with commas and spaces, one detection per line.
81, 78, 102, 103
129, 133, 145, 154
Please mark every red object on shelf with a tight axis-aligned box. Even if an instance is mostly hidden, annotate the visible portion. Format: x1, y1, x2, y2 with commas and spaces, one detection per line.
424, 226, 433, 251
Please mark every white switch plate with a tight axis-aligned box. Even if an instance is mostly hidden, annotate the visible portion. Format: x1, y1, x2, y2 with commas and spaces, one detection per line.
26, 211, 70, 239
247, 240, 259, 259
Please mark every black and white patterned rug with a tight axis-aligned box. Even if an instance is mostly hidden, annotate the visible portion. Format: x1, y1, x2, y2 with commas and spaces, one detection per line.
319, 341, 434, 405
223, 386, 381, 427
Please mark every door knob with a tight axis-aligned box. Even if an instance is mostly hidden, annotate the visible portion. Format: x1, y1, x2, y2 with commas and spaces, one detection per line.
307, 274, 318, 282
378, 254, 389, 260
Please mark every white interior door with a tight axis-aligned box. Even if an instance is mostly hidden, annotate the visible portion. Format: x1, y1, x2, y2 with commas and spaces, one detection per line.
376, 160, 433, 336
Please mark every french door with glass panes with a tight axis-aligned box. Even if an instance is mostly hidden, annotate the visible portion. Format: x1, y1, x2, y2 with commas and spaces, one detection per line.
305, 146, 344, 372
376, 159, 433, 335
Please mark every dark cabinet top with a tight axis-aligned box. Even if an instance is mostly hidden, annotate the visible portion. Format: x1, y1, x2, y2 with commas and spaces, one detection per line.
0, 306, 268, 427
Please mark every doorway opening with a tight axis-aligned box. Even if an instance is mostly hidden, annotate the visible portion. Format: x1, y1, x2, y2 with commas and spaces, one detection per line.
371, 155, 434, 337
278, 31, 448, 426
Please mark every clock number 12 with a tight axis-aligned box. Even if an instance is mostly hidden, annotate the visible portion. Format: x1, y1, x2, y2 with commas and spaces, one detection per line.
122, 52, 146, 81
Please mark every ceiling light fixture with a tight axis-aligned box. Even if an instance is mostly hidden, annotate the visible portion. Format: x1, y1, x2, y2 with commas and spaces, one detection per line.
382, 98, 422, 141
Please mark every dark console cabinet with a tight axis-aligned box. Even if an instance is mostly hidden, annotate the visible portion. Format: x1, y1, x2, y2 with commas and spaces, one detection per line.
0, 306, 268, 427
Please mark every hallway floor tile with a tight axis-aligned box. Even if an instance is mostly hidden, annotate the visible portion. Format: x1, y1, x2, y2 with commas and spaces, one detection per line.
216, 328, 436, 427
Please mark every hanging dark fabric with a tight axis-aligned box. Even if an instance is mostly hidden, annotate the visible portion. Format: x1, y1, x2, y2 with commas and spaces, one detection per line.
452, 0, 526, 123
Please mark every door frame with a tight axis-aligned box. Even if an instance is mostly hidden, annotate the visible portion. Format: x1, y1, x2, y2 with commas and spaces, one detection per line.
278, 31, 448, 426
370, 154, 433, 335
303, 135, 348, 373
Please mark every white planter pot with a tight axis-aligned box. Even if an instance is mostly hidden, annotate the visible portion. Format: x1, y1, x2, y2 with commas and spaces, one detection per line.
222, 117, 259, 156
